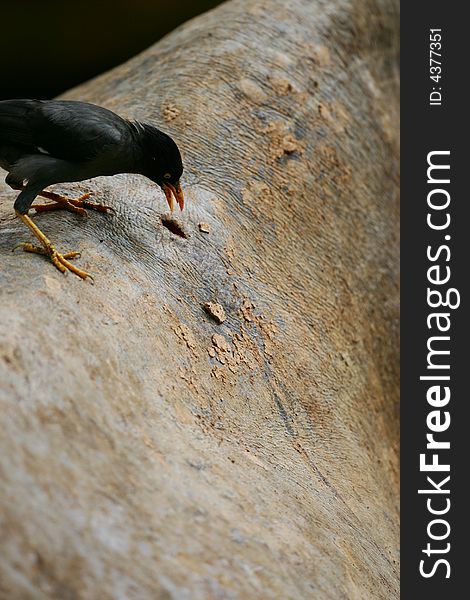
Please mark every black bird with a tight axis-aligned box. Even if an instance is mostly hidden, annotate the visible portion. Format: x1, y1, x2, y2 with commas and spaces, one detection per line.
0, 99, 184, 280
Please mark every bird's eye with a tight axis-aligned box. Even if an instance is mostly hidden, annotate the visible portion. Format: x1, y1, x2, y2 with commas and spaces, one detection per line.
164, 173, 171, 179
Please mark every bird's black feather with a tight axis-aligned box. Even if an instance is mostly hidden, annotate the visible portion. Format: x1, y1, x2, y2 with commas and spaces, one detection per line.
0, 99, 127, 162
0, 98, 185, 279
0, 98, 184, 215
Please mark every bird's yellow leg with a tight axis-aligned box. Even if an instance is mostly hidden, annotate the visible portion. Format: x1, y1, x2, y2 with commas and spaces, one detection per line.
14, 211, 93, 281
33, 190, 115, 215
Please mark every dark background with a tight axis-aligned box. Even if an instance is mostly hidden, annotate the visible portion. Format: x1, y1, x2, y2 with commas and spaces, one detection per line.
401, 1, 467, 597
1, 0, 222, 99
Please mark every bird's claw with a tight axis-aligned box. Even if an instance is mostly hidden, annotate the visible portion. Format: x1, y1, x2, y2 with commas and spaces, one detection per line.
33, 190, 114, 216
33, 201, 87, 216
49, 249, 93, 281
14, 241, 92, 281
80, 199, 116, 214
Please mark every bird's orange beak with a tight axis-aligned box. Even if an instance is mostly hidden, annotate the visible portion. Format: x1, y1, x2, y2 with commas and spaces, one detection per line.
162, 182, 184, 212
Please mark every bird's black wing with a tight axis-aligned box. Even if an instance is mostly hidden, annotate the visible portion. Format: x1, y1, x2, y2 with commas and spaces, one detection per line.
0, 99, 128, 162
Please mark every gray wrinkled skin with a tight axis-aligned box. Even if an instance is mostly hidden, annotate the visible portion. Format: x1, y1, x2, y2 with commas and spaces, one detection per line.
0, 0, 399, 598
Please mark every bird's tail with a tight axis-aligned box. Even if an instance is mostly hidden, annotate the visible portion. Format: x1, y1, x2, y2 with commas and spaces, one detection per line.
0, 99, 37, 147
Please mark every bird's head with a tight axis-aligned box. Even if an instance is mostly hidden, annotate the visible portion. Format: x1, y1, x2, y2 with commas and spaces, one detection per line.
137, 122, 184, 211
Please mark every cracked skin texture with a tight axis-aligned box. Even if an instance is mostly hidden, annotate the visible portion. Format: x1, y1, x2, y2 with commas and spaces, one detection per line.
0, 0, 399, 598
